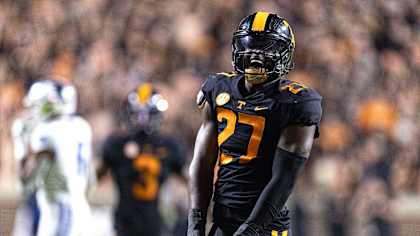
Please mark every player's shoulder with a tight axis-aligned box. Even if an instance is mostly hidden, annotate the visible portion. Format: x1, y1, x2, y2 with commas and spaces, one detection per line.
274, 79, 322, 104
198, 71, 240, 108
68, 115, 92, 131
70, 115, 90, 125
104, 132, 129, 147
276, 80, 323, 128
202, 71, 238, 92
54, 115, 93, 139
102, 132, 130, 156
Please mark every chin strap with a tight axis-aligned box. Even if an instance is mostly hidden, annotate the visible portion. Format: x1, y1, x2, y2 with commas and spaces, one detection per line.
244, 73, 268, 85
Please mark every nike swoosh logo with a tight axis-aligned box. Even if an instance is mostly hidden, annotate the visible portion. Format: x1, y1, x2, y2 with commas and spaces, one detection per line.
254, 106, 269, 111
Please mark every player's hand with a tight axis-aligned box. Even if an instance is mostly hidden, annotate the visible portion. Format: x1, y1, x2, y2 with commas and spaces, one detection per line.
187, 229, 204, 236
233, 223, 261, 236
187, 209, 206, 236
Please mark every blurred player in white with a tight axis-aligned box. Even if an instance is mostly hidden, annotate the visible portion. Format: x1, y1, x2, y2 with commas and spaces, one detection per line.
12, 79, 93, 236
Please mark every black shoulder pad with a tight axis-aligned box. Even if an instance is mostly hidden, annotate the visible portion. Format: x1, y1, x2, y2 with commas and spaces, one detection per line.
102, 134, 126, 165
199, 72, 238, 109
198, 74, 218, 108
276, 80, 322, 104
201, 74, 218, 94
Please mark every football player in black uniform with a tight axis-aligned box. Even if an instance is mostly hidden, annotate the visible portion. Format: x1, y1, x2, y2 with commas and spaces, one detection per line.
97, 84, 186, 236
188, 12, 322, 236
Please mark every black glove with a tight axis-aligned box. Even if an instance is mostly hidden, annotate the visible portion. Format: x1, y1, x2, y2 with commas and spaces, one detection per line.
271, 208, 290, 232
233, 223, 262, 236
187, 209, 206, 236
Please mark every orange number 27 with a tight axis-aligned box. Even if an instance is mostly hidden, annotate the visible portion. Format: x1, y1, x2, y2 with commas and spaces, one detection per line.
217, 107, 265, 165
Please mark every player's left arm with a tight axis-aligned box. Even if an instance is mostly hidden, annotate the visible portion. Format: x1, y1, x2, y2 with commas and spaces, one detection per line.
235, 100, 322, 235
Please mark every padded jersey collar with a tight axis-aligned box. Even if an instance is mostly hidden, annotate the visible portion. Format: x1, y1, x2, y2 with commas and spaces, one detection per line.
230, 74, 281, 100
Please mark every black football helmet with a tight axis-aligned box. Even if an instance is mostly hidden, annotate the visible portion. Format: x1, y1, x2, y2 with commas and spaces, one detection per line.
232, 12, 296, 84
121, 83, 168, 134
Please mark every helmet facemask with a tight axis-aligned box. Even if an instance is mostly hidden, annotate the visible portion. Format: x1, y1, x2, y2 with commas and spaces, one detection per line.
232, 33, 293, 84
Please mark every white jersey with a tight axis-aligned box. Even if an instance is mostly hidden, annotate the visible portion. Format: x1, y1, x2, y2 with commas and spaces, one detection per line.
13, 115, 93, 236
12, 113, 38, 162
30, 115, 93, 198
12, 114, 44, 199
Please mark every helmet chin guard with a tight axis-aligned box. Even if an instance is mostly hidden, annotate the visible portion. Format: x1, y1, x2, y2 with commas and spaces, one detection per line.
244, 67, 268, 85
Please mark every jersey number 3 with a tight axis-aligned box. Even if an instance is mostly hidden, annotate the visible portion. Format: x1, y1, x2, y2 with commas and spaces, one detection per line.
132, 154, 161, 201
217, 107, 265, 165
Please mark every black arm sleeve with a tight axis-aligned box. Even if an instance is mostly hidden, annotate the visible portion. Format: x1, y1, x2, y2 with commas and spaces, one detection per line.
244, 148, 306, 230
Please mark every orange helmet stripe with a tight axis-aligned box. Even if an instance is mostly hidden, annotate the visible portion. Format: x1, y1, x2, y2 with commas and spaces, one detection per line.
252, 12, 270, 32
137, 83, 153, 104
282, 20, 295, 47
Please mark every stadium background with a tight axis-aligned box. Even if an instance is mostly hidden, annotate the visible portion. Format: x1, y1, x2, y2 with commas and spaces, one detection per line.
0, 0, 418, 235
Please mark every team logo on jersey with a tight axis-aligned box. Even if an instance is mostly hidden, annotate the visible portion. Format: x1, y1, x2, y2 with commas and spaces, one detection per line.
216, 92, 230, 106
237, 100, 246, 109
254, 106, 269, 111
124, 141, 139, 159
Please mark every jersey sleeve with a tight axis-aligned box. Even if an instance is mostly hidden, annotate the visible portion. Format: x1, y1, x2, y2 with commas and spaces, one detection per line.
277, 80, 323, 137
288, 99, 323, 137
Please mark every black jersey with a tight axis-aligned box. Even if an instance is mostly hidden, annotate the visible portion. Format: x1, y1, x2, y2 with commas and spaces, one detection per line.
102, 131, 184, 228
201, 72, 322, 210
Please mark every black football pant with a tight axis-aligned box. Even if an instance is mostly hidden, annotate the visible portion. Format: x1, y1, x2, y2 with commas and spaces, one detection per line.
114, 208, 161, 236
209, 203, 291, 236
208, 225, 290, 236
115, 220, 161, 236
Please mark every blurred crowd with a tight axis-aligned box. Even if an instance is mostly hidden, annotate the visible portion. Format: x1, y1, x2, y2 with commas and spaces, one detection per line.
0, 0, 418, 235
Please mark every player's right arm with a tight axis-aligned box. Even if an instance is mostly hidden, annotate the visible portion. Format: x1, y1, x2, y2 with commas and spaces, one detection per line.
188, 101, 219, 236
12, 118, 33, 181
